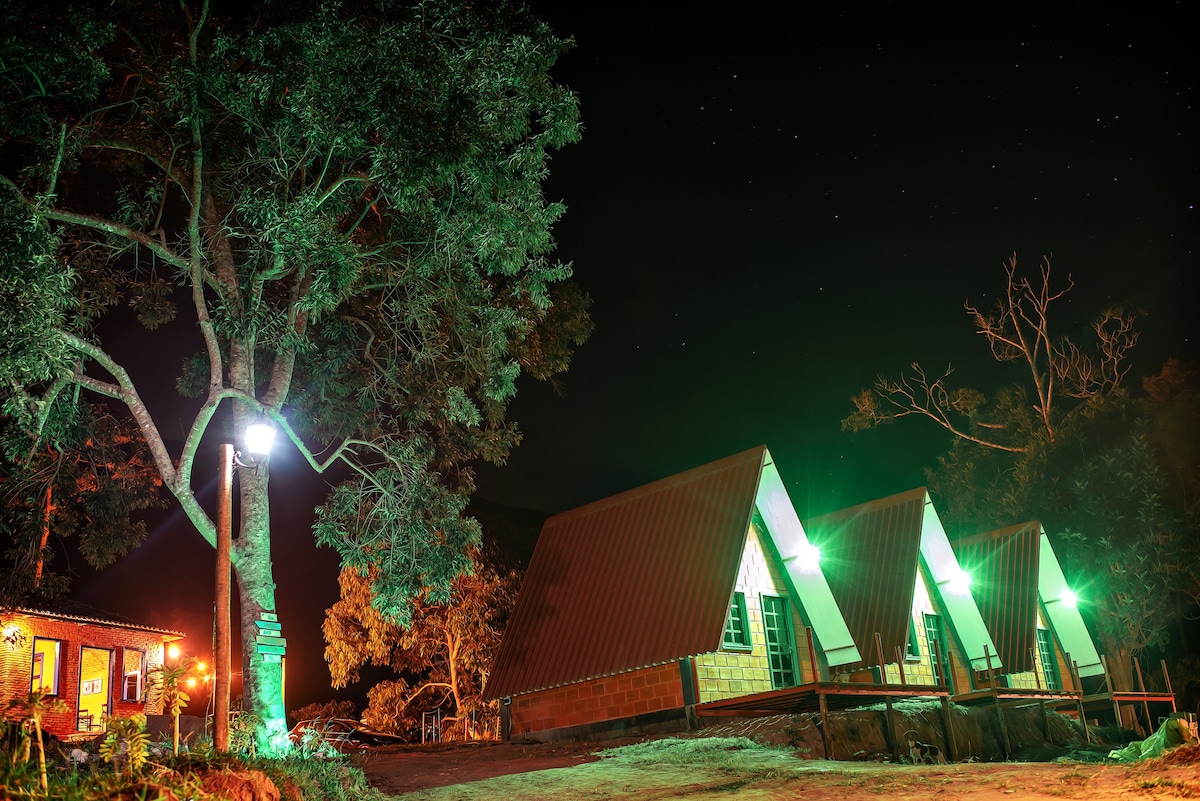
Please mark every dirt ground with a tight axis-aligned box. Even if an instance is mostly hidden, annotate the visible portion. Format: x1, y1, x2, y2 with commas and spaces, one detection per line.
359, 730, 1200, 800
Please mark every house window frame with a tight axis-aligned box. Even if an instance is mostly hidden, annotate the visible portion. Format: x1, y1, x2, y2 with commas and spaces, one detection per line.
30, 637, 62, 695
722, 591, 753, 651
122, 647, 145, 702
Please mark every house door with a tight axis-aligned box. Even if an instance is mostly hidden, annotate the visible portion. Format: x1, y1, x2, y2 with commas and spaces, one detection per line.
761, 595, 797, 689
78, 646, 112, 732
1035, 629, 1061, 690
923, 613, 954, 693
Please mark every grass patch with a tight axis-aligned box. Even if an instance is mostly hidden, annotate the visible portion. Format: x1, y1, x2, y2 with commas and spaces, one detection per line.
598, 736, 800, 779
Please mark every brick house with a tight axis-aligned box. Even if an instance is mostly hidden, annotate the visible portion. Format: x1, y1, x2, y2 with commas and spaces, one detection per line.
483, 446, 860, 741
1, 599, 183, 740
802, 488, 1000, 694
951, 521, 1103, 692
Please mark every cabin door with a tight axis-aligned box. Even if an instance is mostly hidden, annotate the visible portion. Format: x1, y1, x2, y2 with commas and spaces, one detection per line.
78, 646, 113, 732
923, 613, 954, 693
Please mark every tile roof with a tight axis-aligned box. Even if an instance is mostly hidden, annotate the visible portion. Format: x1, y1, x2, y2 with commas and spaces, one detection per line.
952, 522, 1041, 673
484, 446, 768, 700
11, 598, 185, 638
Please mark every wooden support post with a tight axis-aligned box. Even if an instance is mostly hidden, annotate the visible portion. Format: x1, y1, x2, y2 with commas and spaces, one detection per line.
940, 694, 958, 763
818, 691, 832, 760
894, 646, 907, 685
1135, 657, 1152, 733
1161, 660, 1177, 713
884, 692, 899, 763
984, 645, 1010, 759
1072, 660, 1090, 744
1101, 654, 1121, 729
947, 649, 959, 695
806, 627, 821, 683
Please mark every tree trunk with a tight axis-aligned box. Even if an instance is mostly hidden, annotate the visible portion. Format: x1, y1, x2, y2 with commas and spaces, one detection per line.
233, 462, 289, 755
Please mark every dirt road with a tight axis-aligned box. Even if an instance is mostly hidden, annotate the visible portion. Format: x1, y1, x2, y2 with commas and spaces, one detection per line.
359, 738, 1200, 800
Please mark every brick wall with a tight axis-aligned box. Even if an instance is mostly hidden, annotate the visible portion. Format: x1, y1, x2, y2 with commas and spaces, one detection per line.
508, 661, 684, 738
1, 613, 172, 740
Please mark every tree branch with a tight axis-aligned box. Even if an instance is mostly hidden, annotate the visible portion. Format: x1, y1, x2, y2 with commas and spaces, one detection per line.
0, 174, 189, 269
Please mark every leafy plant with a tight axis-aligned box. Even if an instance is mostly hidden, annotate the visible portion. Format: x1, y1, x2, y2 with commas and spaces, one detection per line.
229, 710, 264, 758
2, 690, 67, 794
99, 713, 150, 777
148, 661, 192, 755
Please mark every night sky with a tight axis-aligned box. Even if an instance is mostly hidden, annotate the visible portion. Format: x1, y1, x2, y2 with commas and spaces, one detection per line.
75, 10, 1197, 712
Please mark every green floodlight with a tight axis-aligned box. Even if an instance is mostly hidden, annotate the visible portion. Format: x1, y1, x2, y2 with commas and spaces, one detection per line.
799, 541, 821, 572
945, 567, 972, 596
1059, 588, 1078, 608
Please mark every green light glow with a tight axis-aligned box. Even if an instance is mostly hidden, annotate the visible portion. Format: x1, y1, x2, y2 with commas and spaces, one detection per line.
799, 541, 821, 572
1059, 588, 1077, 608
946, 568, 972, 596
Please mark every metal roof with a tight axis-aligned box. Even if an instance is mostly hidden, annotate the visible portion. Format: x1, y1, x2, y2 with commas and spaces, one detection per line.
484, 445, 860, 700
484, 447, 763, 699
803, 488, 926, 671
952, 522, 1041, 673
805, 488, 1000, 672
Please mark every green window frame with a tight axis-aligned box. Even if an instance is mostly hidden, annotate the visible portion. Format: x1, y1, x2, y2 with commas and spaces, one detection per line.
924, 613, 954, 693
1035, 629, 1061, 690
761, 594, 798, 689
722, 591, 752, 650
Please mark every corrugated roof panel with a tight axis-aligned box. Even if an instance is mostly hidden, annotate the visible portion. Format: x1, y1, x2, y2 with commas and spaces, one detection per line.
952, 523, 1041, 673
484, 446, 766, 699
803, 488, 926, 671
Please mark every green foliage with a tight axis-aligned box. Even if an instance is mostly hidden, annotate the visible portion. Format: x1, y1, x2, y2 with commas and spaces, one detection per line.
228, 710, 264, 759
0, 0, 586, 754
3, 690, 68, 795
99, 714, 150, 777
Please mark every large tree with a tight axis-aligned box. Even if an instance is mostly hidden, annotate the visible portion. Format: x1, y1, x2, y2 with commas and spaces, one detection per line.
0, 0, 585, 753
844, 255, 1199, 689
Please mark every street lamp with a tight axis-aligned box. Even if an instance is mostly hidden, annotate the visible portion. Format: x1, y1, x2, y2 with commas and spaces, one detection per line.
215, 419, 276, 751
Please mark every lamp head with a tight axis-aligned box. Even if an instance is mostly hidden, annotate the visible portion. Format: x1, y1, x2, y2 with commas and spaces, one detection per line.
245, 421, 277, 458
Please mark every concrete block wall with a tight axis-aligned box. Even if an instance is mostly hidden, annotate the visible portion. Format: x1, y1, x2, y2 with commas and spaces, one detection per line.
694, 521, 816, 701
0, 613, 171, 740
878, 568, 973, 691
508, 661, 684, 738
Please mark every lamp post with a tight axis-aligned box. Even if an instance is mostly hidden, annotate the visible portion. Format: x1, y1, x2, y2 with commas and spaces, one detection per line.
215, 421, 276, 751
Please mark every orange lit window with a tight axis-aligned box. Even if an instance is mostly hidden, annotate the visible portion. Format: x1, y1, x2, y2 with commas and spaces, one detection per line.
31, 637, 61, 695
